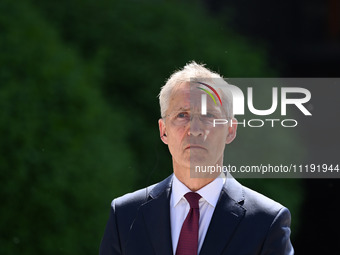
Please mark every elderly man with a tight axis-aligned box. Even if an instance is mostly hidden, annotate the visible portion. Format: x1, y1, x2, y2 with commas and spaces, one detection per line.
100, 62, 294, 255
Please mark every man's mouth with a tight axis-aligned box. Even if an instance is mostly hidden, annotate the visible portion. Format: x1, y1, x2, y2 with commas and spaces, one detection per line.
185, 145, 206, 150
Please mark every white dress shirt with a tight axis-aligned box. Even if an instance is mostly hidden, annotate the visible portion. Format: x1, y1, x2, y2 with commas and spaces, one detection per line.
170, 174, 225, 254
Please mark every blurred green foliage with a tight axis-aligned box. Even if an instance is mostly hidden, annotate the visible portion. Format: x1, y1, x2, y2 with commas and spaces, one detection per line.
1, 0, 303, 254
0, 0, 135, 254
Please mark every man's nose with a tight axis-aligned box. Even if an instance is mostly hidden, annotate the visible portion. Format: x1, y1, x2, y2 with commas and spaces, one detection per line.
187, 114, 204, 136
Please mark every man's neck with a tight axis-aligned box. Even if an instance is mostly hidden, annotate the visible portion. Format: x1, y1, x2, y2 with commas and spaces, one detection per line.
173, 164, 220, 191
175, 174, 216, 191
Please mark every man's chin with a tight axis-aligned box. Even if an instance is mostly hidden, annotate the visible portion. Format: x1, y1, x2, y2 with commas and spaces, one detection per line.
189, 151, 208, 161
189, 159, 220, 178
189, 165, 220, 179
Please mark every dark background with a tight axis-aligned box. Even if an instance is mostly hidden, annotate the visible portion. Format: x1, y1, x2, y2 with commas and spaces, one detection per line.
1, 0, 339, 254
204, 1, 340, 253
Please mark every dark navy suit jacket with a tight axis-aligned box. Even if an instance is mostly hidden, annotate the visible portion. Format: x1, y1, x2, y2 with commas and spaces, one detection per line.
99, 174, 294, 255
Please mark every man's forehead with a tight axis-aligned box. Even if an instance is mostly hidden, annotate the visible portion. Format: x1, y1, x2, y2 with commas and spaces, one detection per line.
168, 83, 223, 112
170, 86, 202, 108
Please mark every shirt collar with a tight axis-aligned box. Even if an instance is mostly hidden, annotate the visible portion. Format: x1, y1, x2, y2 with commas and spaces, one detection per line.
171, 175, 192, 208
171, 174, 225, 208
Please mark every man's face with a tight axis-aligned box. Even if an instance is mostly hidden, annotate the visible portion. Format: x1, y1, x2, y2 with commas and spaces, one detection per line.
159, 82, 237, 173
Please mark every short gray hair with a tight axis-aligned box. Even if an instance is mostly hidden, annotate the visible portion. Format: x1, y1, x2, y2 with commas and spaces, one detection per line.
158, 61, 233, 118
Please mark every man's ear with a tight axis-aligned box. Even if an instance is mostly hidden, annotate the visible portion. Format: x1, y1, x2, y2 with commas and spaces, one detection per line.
226, 118, 237, 144
159, 118, 168, 144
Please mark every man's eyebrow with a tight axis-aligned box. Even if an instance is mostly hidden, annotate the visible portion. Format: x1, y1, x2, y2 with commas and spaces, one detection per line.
174, 107, 190, 112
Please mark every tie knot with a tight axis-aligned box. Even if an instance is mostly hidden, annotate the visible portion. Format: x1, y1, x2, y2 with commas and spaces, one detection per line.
184, 192, 201, 209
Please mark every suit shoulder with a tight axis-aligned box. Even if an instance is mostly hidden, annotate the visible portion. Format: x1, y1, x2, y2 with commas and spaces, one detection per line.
238, 184, 292, 239
112, 183, 157, 210
242, 185, 286, 216
225, 177, 285, 215
112, 174, 173, 209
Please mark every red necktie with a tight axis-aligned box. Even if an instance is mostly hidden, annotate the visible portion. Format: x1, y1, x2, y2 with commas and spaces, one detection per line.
176, 192, 201, 255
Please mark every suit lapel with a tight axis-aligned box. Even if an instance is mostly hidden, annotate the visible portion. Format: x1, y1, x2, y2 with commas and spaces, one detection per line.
139, 175, 173, 255
132, 174, 246, 255
199, 176, 246, 255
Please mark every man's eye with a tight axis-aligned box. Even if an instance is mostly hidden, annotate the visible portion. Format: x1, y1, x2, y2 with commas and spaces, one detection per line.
176, 112, 189, 118
206, 112, 216, 118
